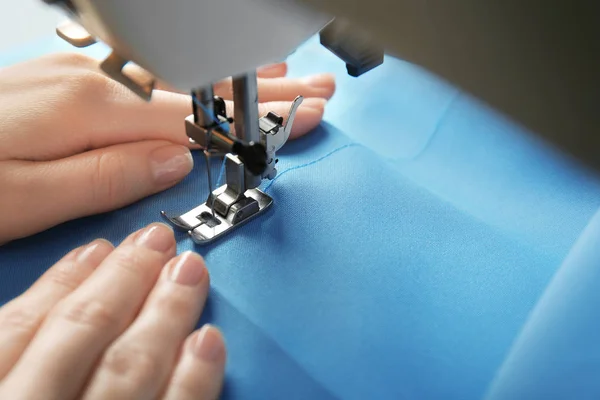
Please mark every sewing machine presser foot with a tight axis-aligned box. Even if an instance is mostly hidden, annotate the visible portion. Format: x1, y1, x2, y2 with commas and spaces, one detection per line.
161, 78, 303, 245
161, 154, 274, 244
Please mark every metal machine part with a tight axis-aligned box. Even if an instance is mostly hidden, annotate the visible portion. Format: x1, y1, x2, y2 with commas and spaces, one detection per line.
55, 19, 95, 47
232, 73, 263, 191
161, 73, 304, 244
161, 156, 274, 245
100, 50, 155, 100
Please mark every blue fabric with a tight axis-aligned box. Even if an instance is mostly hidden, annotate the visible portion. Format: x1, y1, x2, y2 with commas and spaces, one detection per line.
2, 34, 600, 399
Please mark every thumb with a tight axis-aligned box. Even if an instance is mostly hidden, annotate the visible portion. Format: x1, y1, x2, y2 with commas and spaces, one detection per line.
1, 140, 193, 242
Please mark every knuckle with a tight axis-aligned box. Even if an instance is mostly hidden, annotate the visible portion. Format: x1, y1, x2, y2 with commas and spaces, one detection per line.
53, 298, 118, 330
113, 245, 144, 264
91, 150, 128, 207
154, 289, 194, 319
100, 246, 164, 286
64, 70, 110, 101
75, 70, 110, 94
0, 304, 41, 334
110, 247, 148, 275
101, 345, 162, 385
54, 71, 110, 113
145, 275, 209, 325
52, 52, 95, 68
275, 79, 287, 96
43, 262, 82, 292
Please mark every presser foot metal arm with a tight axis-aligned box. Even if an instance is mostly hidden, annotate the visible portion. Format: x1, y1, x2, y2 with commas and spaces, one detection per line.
162, 75, 303, 245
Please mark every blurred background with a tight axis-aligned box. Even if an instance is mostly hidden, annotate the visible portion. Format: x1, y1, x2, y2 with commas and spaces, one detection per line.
0, 0, 61, 52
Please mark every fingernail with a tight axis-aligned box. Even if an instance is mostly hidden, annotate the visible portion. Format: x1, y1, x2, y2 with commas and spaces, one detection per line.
169, 251, 206, 286
192, 325, 225, 362
302, 98, 327, 111
76, 239, 113, 263
150, 145, 193, 186
135, 223, 174, 252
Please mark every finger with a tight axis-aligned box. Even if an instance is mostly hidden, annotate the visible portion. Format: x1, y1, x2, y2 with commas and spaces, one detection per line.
101, 87, 327, 145
7, 79, 327, 163
0, 239, 113, 379
0, 141, 192, 243
213, 73, 335, 102
257, 62, 288, 78
83, 251, 209, 399
146, 91, 327, 141
254, 98, 327, 140
0, 223, 176, 400
162, 325, 227, 400
256, 74, 335, 102
124, 62, 288, 94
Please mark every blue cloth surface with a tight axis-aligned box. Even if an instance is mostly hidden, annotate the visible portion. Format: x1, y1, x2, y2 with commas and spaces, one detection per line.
2, 34, 600, 399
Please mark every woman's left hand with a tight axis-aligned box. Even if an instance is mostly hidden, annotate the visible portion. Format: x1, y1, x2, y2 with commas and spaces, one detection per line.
0, 53, 335, 244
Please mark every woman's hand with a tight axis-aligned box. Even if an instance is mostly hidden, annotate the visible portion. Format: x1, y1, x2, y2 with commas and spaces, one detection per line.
0, 223, 224, 400
0, 53, 335, 244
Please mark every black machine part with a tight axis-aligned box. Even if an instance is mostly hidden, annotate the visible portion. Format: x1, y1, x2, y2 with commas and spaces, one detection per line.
306, 0, 600, 175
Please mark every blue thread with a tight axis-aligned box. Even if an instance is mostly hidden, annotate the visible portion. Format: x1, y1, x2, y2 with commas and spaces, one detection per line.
192, 93, 230, 134
264, 143, 360, 192
216, 156, 227, 186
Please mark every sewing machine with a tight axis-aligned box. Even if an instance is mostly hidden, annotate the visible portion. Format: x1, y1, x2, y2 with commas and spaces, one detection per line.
40, 0, 377, 244
41, 0, 600, 244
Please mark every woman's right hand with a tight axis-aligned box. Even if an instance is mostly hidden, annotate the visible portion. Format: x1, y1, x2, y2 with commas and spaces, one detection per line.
0, 223, 225, 400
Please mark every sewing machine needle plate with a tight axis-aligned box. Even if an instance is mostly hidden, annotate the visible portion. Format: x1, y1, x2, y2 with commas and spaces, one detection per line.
161, 188, 273, 245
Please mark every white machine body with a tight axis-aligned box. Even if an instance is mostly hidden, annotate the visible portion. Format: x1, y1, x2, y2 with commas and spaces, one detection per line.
71, 0, 331, 90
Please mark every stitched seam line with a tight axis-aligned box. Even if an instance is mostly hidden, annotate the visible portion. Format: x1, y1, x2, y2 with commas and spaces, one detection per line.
264, 143, 361, 192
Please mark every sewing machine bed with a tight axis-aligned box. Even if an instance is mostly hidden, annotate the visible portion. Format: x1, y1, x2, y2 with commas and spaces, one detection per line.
2, 35, 600, 400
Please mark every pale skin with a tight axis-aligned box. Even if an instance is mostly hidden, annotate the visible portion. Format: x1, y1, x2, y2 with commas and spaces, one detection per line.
0, 53, 336, 399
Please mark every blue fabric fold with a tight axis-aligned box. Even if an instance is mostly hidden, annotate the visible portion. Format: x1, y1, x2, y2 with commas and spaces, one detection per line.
1, 34, 600, 399
200, 290, 339, 400
485, 208, 600, 400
